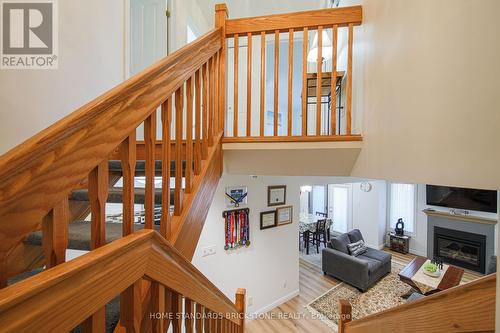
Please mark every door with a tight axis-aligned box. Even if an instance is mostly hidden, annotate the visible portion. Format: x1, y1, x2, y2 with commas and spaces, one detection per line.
312, 185, 327, 215
328, 184, 352, 234
129, 0, 168, 140
130, 0, 167, 76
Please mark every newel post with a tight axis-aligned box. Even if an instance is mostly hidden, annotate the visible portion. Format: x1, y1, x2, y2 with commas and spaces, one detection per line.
215, 3, 228, 176
215, 4, 228, 135
338, 299, 352, 333
235, 288, 246, 332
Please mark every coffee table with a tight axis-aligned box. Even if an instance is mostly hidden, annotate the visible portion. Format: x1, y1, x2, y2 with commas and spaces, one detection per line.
398, 256, 464, 295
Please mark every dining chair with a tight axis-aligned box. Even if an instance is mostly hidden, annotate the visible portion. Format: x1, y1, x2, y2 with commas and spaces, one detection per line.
299, 228, 318, 255
314, 219, 329, 250
315, 211, 327, 217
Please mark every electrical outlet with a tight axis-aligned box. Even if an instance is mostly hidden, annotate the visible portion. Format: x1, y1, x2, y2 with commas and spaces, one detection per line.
201, 245, 216, 257
247, 296, 253, 307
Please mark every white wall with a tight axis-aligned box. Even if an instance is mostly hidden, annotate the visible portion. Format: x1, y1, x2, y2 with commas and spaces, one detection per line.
336, 0, 500, 190
192, 175, 301, 315
205, 0, 324, 19
192, 175, 388, 314
0, 0, 214, 155
169, 0, 211, 52
0, 0, 125, 154
351, 180, 387, 249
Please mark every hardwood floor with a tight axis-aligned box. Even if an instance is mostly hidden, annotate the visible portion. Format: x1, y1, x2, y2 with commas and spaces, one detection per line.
246, 248, 483, 333
246, 258, 340, 333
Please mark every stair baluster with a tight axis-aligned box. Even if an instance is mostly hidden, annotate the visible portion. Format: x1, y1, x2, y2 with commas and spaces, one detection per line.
144, 113, 156, 229
120, 132, 136, 236
160, 98, 172, 239
186, 77, 194, 193
174, 86, 184, 216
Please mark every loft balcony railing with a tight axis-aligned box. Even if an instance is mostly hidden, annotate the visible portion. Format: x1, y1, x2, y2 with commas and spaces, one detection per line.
217, 5, 363, 143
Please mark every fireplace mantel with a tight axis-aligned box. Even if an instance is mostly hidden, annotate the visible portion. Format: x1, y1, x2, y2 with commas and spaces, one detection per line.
423, 209, 497, 225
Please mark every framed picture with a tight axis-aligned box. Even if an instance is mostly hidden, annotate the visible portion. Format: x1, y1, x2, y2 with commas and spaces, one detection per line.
276, 206, 293, 226
267, 185, 286, 206
260, 210, 277, 230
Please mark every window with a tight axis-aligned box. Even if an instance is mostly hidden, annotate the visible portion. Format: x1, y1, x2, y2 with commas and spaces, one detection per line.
389, 183, 416, 234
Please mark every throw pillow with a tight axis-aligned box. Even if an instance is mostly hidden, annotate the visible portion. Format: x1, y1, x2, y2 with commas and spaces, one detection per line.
347, 229, 364, 243
347, 239, 367, 257
331, 233, 350, 254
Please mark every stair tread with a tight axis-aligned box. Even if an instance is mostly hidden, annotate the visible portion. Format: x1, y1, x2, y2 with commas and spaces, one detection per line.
71, 187, 175, 205
27, 221, 159, 251
108, 160, 186, 172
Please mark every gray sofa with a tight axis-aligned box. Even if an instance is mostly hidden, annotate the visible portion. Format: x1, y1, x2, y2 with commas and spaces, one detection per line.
322, 229, 391, 292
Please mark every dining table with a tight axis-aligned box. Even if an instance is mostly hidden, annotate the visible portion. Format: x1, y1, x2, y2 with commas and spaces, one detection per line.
299, 214, 333, 255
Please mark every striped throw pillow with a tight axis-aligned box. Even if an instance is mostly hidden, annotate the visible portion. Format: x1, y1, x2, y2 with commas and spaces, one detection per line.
347, 240, 367, 257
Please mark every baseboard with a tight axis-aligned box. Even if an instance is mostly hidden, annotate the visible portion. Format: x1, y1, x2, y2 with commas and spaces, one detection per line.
366, 243, 382, 250
409, 249, 427, 257
249, 289, 300, 320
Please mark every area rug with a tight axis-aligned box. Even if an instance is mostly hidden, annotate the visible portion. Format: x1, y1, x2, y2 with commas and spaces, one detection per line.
305, 262, 411, 331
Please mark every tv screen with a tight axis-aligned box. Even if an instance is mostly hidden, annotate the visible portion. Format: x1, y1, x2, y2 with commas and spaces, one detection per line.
426, 185, 498, 213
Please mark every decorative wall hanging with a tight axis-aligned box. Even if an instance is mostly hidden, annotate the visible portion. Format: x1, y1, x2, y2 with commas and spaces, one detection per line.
225, 186, 248, 207
267, 185, 286, 206
260, 210, 277, 230
222, 208, 250, 250
360, 182, 372, 192
276, 205, 293, 226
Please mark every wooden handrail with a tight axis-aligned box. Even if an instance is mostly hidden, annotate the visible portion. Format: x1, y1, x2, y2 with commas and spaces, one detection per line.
224, 6, 362, 36
222, 135, 363, 143
340, 273, 496, 333
0, 230, 243, 332
0, 28, 222, 282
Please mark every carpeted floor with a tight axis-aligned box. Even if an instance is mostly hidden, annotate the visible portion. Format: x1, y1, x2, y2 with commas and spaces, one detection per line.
305, 262, 411, 330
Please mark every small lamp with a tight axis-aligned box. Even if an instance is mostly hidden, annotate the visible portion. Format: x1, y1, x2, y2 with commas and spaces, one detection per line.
307, 30, 333, 63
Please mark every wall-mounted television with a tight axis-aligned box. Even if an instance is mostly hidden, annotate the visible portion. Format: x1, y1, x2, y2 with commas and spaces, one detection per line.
426, 185, 498, 213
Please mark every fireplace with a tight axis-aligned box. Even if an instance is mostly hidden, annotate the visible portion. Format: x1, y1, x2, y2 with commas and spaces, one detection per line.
433, 226, 486, 273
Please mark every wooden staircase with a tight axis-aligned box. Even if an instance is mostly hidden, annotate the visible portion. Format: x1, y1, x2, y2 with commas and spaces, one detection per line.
5, 3, 492, 333
0, 4, 230, 330
0, 230, 245, 332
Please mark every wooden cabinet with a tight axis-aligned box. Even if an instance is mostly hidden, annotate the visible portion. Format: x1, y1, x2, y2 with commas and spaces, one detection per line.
389, 233, 410, 254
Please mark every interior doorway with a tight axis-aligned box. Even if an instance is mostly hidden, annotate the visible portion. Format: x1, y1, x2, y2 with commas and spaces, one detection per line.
126, 0, 169, 140
127, 0, 169, 77
327, 184, 352, 234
